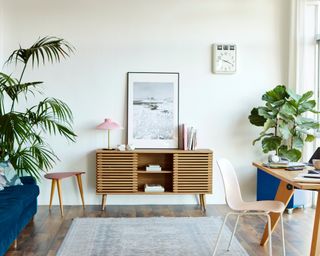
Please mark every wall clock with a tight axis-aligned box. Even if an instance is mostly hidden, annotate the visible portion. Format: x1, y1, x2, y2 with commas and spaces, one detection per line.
212, 44, 237, 74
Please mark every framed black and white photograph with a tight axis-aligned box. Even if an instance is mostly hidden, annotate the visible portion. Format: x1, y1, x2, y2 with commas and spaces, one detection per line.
127, 72, 179, 149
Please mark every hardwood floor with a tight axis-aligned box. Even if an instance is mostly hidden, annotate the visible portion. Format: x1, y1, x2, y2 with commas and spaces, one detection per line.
6, 205, 314, 256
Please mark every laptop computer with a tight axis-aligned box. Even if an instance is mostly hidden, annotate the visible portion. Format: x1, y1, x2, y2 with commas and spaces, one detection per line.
308, 147, 320, 164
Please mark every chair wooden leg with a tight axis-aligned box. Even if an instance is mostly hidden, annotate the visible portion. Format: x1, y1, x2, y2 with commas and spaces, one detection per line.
56, 179, 64, 217
49, 179, 56, 210
76, 174, 85, 209
260, 181, 294, 246
101, 194, 107, 211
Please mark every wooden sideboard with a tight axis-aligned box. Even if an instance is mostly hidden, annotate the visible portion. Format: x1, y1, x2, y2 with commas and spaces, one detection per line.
96, 149, 213, 210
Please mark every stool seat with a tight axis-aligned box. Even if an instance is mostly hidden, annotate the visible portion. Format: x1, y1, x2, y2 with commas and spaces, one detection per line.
44, 171, 85, 180
44, 171, 85, 216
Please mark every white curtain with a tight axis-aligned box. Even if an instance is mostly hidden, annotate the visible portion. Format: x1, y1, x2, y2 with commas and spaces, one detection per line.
288, 0, 306, 93
288, 0, 319, 207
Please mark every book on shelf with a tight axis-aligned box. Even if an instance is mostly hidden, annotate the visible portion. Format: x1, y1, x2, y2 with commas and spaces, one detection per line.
144, 184, 165, 192
182, 124, 197, 150
146, 164, 162, 171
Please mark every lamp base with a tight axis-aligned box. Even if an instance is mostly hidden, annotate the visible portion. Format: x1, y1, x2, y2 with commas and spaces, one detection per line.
102, 148, 117, 151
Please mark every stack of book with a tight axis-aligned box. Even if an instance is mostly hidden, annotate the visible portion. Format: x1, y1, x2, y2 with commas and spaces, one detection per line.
144, 184, 165, 192
146, 164, 162, 171
182, 124, 197, 150
263, 161, 305, 169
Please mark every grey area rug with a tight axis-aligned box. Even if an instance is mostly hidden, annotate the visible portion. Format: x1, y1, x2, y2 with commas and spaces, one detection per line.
57, 217, 248, 256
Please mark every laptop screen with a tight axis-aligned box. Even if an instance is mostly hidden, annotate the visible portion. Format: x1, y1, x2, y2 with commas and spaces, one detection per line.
309, 147, 320, 164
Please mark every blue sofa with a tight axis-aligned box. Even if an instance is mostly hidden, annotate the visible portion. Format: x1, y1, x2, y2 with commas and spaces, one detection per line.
0, 176, 39, 256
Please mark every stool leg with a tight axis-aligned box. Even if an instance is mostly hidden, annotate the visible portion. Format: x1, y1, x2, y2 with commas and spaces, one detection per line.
56, 179, 64, 217
76, 174, 85, 209
49, 179, 56, 210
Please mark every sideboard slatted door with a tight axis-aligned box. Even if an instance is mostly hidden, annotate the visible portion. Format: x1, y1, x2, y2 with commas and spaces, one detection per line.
173, 153, 213, 193
96, 152, 138, 194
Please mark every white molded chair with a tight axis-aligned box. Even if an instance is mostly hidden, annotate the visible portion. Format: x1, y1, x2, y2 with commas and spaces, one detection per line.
213, 159, 286, 256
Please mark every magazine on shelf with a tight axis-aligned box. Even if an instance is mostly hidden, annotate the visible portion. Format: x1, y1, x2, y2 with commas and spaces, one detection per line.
182, 124, 197, 150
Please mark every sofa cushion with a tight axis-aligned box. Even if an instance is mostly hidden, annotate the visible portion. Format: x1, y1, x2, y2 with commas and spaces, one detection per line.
1, 184, 39, 208
0, 161, 22, 187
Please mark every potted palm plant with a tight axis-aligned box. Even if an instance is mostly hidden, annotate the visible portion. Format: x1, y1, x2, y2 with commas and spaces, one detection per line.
0, 37, 76, 179
249, 85, 319, 161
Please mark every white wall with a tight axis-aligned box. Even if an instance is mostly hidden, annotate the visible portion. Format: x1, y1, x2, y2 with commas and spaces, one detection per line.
1, 0, 290, 205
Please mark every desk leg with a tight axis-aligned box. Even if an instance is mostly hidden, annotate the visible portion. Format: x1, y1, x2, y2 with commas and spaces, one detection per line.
310, 191, 320, 256
260, 181, 294, 246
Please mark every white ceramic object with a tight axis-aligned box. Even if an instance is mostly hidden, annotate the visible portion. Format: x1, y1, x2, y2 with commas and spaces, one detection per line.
117, 144, 126, 151
127, 144, 135, 151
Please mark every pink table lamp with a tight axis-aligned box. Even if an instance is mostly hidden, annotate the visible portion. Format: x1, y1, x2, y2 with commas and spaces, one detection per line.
97, 118, 123, 149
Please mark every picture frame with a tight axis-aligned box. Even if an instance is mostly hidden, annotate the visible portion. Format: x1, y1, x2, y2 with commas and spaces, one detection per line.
127, 72, 179, 149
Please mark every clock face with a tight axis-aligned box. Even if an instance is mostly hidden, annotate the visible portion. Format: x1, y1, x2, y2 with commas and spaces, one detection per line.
213, 44, 236, 74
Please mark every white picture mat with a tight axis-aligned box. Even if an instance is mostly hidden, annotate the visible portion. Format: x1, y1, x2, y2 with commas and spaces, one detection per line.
127, 72, 179, 148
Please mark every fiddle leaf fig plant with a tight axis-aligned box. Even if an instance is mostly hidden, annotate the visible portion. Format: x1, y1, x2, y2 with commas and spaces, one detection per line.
0, 37, 76, 179
249, 85, 319, 162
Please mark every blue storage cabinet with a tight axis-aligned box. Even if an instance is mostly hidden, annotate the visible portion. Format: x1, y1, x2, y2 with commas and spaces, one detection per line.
257, 168, 309, 209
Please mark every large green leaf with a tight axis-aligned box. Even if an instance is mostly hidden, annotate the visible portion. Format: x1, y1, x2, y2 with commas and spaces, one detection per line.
296, 116, 319, 129
252, 133, 274, 145
306, 134, 316, 142
298, 100, 316, 114
258, 107, 274, 119
280, 102, 296, 116
262, 85, 288, 103
278, 145, 302, 161
261, 136, 282, 153
279, 123, 291, 140
292, 136, 303, 149
249, 108, 267, 126
287, 89, 301, 102
299, 91, 313, 103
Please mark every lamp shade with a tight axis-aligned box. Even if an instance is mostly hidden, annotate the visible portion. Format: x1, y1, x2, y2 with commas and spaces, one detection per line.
96, 118, 122, 130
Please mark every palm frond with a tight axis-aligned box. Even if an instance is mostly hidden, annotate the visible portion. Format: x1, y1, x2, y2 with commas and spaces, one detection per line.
26, 98, 76, 142
6, 36, 74, 67
37, 97, 74, 124
0, 72, 18, 87
0, 113, 33, 152
0, 72, 43, 102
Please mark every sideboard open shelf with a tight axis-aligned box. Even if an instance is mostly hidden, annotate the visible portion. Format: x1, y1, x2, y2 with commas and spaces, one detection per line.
96, 149, 213, 210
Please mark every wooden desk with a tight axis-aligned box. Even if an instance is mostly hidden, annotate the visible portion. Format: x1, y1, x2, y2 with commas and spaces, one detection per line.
253, 162, 320, 256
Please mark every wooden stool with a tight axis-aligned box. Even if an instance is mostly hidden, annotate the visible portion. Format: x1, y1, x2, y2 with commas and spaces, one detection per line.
44, 172, 85, 216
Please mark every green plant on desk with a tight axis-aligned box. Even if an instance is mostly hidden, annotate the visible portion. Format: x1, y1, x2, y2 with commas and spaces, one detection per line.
249, 85, 319, 162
